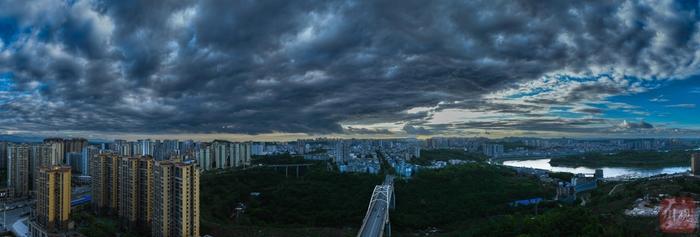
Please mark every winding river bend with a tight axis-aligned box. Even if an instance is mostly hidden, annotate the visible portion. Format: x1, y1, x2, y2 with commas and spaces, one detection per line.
502, 158, 689, 178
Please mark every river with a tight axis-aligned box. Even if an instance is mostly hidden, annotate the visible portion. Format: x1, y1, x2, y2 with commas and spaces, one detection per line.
502, 158, 690, 178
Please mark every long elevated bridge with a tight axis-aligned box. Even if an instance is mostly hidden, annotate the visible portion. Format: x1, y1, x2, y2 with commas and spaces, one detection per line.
358, 175, 395, 237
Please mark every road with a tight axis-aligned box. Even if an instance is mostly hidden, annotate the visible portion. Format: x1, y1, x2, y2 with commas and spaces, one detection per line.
360, 203, 387, 237
608, 183, 623, 196
358, 175, 393, 237
0, 202, 31, 232
1, 186, 90, 232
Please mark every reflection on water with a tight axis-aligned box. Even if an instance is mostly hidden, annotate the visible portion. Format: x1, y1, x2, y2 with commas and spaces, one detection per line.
502, 158, 689, 178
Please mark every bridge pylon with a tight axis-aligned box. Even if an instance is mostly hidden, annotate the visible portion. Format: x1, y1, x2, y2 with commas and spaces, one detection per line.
385, 221, 391, 237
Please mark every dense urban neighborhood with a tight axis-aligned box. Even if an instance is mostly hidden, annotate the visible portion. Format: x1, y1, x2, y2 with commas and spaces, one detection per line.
1, 137, 699, 236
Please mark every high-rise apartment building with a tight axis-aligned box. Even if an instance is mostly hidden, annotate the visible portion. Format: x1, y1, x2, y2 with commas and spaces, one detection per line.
334, 141, 349, 164
137, 139, 154, 156
89, 143, 202, 236
243, 143, 251, 166
118, 156, 154, 230
80, 146, 99, 176
163, 139, 180, 159
29, 166, 72, 237
0, 142, 7, 172
7, 143, 30, 198
251, 142, 264, 156
196, 145, 212, 171
91, 153, 120, 214
43, 138, 65, 165
212, 141, 228, 169
113, 139, 131, 157
152, 160, 200, 237
413, 145, 421, 159
29, 144, 54, 192
201, 141, 251, 170
64, 138, 88, 153
232, 142, 252, 168
66, 152, 83, 175
482, 143, 504, 158
228, 142, 239, 168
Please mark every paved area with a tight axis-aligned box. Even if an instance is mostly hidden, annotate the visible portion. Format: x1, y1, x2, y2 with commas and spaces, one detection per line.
0, 203, 31, 233
11, 217, 28, 237
358, 176, 394, 237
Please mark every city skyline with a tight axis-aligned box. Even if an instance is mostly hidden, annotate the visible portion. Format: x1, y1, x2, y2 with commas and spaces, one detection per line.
1, 1, 700, 140
5, 1, 700, 237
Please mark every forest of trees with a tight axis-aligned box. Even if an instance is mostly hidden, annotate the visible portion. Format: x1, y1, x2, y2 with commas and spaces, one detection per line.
199, 163, 382, 236
199, 159, 556, 236
393, 164, 552, 233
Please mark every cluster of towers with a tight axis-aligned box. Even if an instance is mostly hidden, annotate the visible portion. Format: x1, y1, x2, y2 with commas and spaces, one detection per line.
3, 138, 89, 200
194, 140, 251, 171
91, 153, 200, 237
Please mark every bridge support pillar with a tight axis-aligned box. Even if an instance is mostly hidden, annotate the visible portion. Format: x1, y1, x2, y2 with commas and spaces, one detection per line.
385, 221, 391, 237
390, 190, 395, 209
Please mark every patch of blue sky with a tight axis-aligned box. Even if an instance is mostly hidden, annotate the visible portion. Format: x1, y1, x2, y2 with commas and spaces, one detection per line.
556, 74, 659, 88
506, 87, 553, 99
0, 19, 41, 53
599, 108, 644, 120
585, 103, 607, 109
605, 76, 700, 127
586, 102, 638, 116
554, 74, 613, 83
0, 72, 15, 91
551, 110, 582, 119
0, 71, 39, 105
550, 106, 571, 111
0, 17, 20, 44
548, 106, 583, 119
35, 25, 55, 42
0, 72, 17, 107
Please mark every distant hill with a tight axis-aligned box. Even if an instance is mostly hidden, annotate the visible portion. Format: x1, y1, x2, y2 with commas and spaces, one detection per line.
0, 134, 110, 143
0, 134, 46, 143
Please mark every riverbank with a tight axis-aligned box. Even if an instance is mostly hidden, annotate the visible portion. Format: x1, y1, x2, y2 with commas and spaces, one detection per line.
502, 158, 688, 178
549, 151, 692, 168
493, 156, 565, 162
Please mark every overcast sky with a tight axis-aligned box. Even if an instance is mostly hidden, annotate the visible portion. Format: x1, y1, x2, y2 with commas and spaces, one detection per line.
1, 0, 700, 140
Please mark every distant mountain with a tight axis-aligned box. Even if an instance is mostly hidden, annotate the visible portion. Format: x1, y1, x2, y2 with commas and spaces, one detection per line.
0, 134, 46, 143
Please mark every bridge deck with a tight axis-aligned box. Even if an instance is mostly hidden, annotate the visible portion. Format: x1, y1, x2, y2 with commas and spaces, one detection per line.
358, 176, 394, 237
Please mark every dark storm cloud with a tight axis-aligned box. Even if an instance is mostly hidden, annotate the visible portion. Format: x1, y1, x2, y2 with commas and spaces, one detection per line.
446, 118, 654, 135
619, 120, 654, 129
402, 125, 433, 135
0, 0, 699, 135
431, 100, 546, 116
573, 108, 604, 115
344, 127, 393, 135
